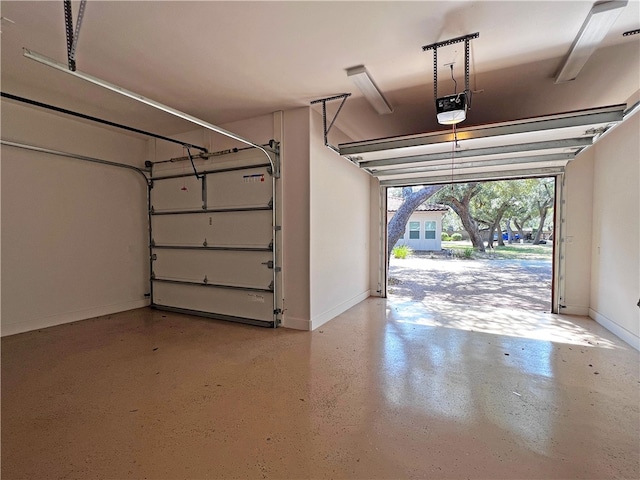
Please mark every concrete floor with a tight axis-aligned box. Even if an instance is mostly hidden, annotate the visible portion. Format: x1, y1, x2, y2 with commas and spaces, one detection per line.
2, 299, 639, 479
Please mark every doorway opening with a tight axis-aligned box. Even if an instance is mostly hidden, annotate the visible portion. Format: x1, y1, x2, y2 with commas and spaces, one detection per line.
386, 177, 556, 314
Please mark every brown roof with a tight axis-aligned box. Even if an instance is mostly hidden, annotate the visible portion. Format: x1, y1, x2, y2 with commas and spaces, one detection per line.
387, 197, 449, 213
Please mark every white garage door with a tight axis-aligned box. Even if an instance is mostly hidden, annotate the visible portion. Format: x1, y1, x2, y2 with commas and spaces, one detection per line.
339, 104, 627, 312
339, 105, 625, 185
149, 147, 280, 327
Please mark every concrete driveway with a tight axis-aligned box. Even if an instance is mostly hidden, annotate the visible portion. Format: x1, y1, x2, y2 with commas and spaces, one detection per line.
388, 254, 552, 312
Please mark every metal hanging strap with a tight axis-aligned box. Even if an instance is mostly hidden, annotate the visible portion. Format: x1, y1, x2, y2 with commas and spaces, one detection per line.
63, 0, 87, 71
422, 32, 479, 101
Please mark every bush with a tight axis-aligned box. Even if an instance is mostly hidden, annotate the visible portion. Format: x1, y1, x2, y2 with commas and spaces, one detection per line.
451, 233, 463, 241
392, 245, 412, 259
462, 247, 474, 259
441, 232, 451, 241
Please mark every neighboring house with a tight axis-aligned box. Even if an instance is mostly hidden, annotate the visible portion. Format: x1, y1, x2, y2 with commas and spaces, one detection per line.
387, 198, 449, 251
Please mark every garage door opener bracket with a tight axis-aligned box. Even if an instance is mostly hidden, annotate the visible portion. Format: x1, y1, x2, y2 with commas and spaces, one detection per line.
63, 0, 87, 71
310, 93, 351, 154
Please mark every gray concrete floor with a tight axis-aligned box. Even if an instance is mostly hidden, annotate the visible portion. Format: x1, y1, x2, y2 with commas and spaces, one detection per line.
2, 300, 639, 479
389, 255, 552, 312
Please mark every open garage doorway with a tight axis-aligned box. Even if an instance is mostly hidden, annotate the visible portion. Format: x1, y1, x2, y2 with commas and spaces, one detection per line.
386, 177, 556, 314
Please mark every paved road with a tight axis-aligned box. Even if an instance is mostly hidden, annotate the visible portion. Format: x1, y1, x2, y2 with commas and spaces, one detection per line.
388, 256, 552, 312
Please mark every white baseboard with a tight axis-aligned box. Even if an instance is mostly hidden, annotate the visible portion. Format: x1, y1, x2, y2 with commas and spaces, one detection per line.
1, 299, 150, 337
311, 290, 370, 331
560, 305, 589, 316
589, 308, 640, 351
281, 315, 312, 331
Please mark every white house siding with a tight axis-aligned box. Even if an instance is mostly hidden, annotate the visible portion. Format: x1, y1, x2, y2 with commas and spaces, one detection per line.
387, 210, 445, 251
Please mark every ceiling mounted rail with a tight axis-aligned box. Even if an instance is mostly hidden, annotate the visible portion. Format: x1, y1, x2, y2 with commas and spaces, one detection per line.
23, 49, 278, 178
310, 93, 351, 154
1, 92, 208, 153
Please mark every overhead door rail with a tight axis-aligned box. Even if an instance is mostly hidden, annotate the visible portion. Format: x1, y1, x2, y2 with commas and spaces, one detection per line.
24, 49, 279, 178
1, 92, 208, 153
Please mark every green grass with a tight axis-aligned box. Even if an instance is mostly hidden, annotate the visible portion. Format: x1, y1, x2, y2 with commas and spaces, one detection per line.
442, 240, 552, 260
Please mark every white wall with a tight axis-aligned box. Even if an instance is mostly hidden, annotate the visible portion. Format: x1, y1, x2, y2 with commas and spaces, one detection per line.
369, 176, 383, 296
309, 110, 371, 330
562, 150, 594, 315
281, 108, 311, 329
589, 112, 640, 350
1, 100, 149, 336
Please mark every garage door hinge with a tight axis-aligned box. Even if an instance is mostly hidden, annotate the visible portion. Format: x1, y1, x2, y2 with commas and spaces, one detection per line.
268, 241, 274, 251
274, 225, 281, 231
268, 281, 274, 291
152, 253, 157, 261
203, 238, 208, 247
274, 308, 282, 315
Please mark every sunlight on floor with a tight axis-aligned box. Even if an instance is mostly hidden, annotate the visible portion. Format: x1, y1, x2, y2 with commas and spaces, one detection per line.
387, 298, 617, 348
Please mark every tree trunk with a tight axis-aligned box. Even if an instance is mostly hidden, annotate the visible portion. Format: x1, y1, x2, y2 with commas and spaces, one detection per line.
438, 183, 485, 252
514, 218, 527, 242
506, 218, 514, 244
446, 200, 486, 252
532, 206, 549, 244
487, 224, 496, 249
532, 196, 553, 244
387, 185, 444, 259
485, 204, 508, 250
532, 182, 554, 244
497, 219, 505, 247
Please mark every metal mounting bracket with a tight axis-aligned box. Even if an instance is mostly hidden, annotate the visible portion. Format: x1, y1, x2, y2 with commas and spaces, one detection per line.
63, 0, 87, 71
310, 93, 351, 153
422, 32, 479, 105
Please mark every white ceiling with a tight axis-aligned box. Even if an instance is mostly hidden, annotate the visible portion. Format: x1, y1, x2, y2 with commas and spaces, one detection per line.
1, 1, 639, 142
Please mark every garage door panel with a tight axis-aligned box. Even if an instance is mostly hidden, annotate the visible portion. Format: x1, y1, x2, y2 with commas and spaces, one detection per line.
152, 210, 273, 247
149, 146, 279, 327
153, 249, 273, 288
152, 176, 203, 211
206, 167, 272, 208
153, 281, 274, 322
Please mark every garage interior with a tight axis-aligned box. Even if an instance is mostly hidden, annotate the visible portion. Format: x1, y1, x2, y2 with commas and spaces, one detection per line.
1, 1, 639, 478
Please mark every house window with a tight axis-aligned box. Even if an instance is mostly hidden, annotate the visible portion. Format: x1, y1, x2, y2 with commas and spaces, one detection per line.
425, 221, 436, 239
409, 221, 420, 239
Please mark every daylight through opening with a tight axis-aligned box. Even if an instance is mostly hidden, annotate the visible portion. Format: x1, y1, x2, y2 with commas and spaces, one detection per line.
386, 177, 556, 317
